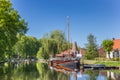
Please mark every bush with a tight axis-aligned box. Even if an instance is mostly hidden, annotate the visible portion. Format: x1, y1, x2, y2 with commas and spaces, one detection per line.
111, 58, 120, 61
94, 57, 106, 61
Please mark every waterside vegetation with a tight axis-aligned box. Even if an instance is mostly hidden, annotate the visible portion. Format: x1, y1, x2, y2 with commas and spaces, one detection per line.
95, 61, 120, 67
84, 60, 120, 67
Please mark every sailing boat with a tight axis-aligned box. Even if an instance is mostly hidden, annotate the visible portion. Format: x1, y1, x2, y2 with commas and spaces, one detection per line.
49, 16, 82, 72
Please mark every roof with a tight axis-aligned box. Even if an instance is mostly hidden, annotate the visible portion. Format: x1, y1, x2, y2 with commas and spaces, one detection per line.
72, 42, 78, 52
56, 49, 71, 56
113, 39, 120, 50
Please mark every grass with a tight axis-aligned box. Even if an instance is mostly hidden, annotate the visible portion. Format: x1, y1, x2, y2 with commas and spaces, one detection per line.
95, 61, 120, 67
83, 59, 120, 67
83, 60, 97, 64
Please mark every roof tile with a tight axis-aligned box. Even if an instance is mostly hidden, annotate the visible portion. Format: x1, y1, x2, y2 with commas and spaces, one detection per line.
113, 39, 120, 49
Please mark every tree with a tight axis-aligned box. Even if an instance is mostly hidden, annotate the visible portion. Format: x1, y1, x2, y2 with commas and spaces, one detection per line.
37, 38, 58, 59
24, 36, 40, 58
37, 30, 69, 59
0, 0, 28, 60
102, 39, 113, 59
47, 39, 58, 57
13, 35, 40, 58
50, 30, 67, 53
85, 34, 99, 59
37, 47, 49, 59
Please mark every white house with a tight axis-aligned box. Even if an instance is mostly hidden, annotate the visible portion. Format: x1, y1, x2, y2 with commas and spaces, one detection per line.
106, 39, 120, 59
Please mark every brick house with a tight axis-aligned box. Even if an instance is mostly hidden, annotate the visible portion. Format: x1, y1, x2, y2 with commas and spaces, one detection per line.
98, 47, 105, 57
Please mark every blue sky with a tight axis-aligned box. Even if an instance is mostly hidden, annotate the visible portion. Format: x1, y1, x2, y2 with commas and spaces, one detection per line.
11, 0, 120, 47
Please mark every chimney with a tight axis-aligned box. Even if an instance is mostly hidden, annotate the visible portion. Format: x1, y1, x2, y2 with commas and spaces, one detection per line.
112, 38, 115, 40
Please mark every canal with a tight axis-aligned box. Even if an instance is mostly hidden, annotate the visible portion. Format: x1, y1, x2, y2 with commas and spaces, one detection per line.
0, 62, 120, 80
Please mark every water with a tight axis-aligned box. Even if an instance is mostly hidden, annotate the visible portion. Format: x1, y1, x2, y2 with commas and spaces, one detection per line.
0, 62, 120, 80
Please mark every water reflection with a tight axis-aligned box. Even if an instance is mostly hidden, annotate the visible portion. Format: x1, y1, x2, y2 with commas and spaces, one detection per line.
70, 70, 120, 80
0, 62, 120, 80
0, 62, 39, 80
96, 71, 107, 80
70, 69, 90, 80
36, 62, 69, 80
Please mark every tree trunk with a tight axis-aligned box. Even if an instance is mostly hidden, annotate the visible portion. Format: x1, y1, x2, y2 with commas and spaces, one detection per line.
108, 52, 111, 59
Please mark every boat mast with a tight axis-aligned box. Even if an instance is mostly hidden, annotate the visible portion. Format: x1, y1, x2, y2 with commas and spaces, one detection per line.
66, 16, 70, 56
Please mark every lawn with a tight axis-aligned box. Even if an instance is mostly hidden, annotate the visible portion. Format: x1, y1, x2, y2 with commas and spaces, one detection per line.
95, 61, 120, 67
83, 60, 120, 67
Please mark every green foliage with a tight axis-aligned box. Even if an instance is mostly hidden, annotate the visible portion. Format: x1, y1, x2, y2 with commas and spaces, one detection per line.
13, 35, 40, 58
0, 0, 28, 60
95, 61, 120, 67
61, 42, 68, 51
49, 30, 68, 53
50, 30, 66, 41
111, 58, 120, 61
36, 62, 68, 80
102, 39, 113, 58
37, 30, 68, 59
13, 30, 69, 59
47, 39, 58, 57
23, 36, 40, 58
85, 70, 99, 80
37, 38, 58, 59
0, 62, 39, 80
85, 34, 99, 59
102, 40, 113, 52
37, 47, 49, 59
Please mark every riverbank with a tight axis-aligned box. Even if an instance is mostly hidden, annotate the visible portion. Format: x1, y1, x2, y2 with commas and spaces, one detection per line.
95, 61, 120, 67
84, 60, 120, 67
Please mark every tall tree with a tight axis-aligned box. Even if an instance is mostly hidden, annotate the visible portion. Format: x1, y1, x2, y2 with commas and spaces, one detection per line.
50, 30, 67, 53
13, 35, 40, 58
37, 38, 57, 59
102, 39, 113, 59
37, 47, 49, 59
0, 0, 28, 60
85, 34, 99, 59
37, 30, 68, 59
